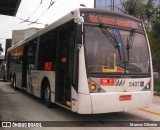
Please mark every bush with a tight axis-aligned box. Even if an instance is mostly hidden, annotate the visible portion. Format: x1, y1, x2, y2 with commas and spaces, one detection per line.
154, 84, 160, 93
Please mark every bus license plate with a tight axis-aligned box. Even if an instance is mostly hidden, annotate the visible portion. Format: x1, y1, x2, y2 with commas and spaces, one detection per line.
119, 95, 132, 101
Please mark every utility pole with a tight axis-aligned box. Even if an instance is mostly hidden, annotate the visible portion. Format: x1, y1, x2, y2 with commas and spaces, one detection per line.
112, 0, 115, 11
156, 9, 160, 22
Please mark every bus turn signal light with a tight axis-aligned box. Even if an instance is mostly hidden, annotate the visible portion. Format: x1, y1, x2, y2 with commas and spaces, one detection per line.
88, 79, 93, 85
89, 84, 96, 92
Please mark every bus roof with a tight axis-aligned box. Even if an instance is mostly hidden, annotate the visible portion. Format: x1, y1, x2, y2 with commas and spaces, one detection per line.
7, 8, 142, 52
7, 8, 81, 52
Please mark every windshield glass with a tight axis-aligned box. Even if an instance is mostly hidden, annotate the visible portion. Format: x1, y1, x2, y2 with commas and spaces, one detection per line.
84, 25, 150, 75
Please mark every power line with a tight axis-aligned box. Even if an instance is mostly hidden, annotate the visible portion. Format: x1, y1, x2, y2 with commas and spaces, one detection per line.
15, 0, 56, 26
48, 0, 56, 9
0, 0, 46, 34
26, 0, 46, 20
35, 0, 57, 22
0, 0, 57, 36
17, 17, 46, 26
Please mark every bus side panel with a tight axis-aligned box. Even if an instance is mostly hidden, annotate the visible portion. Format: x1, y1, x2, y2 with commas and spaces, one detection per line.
27, 70, 56, 102
78, 45, 89, 94
71, 87, 78, 112
77, 93, 92, 114
77, 44, 92, 114
11, 64, 22, 89
16, 72, 22, 89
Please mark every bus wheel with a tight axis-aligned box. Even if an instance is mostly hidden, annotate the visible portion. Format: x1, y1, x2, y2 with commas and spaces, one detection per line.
44, 84, 51, 108
12, 75, 17, 90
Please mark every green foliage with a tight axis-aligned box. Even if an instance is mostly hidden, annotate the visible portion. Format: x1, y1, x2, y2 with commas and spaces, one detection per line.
120, 0, 160, 74
154, 84, 160, 93
147, 20, 160, 73
121, 0, 144, 17
121, 0, 156, 30
121, 0, 160, 73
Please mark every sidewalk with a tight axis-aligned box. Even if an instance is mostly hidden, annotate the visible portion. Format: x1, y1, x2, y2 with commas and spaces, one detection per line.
154, 91, 160, 96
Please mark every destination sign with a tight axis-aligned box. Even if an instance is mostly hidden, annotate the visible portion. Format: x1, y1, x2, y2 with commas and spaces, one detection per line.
87, 14, 142, 30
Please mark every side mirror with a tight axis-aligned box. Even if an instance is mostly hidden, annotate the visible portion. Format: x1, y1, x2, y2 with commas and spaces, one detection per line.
76, 24, 82, 50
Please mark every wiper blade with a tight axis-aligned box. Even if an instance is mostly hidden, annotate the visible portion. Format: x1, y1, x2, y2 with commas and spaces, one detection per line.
99, 24, 118, 48
126, 29, 135, 60
99, 24, 122, 60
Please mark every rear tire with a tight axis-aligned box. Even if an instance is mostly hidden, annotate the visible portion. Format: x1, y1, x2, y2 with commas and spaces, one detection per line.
44, 84, 52, 108
12, 75, 17, 90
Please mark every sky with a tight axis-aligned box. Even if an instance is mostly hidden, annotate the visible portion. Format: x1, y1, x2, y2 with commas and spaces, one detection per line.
0, 0, 94, 55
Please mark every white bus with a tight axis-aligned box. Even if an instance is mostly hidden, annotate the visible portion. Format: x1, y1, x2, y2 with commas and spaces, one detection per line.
7, 8, 153, 114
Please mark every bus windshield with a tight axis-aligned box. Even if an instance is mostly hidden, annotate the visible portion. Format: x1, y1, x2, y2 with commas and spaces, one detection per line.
84, 25, 150, 75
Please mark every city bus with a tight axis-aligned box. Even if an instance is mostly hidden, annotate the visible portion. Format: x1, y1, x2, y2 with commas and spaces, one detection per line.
7, 8, 153, 114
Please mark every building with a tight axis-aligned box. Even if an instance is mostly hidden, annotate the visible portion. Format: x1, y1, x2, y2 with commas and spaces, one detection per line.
5, 39, 11, 60
94, 0, 123, 12
12, 28, 41, 46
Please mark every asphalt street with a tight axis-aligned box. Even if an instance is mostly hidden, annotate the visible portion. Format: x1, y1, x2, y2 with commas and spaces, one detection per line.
0, 80, 160, 130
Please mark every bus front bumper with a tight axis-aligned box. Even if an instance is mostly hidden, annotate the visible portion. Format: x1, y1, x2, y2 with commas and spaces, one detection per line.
90, 91, 153, 114
77, 91, 153, 114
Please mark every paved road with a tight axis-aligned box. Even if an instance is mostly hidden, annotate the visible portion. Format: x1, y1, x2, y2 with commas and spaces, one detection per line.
0, 81, 160, 130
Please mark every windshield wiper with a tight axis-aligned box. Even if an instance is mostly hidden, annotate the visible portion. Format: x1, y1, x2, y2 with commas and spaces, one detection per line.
126, 29, 135, 60
99, 24, 122, 60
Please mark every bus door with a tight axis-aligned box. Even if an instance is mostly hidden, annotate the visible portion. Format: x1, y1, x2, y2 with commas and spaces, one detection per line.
27, 40, 37, 94
55, 26, 74, 106
22, 45, 28, 89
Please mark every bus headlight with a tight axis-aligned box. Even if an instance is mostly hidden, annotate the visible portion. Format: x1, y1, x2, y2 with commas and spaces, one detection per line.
88, 79, 105, 93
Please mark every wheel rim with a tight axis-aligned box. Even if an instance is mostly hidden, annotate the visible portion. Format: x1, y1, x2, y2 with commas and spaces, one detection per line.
45, 86, 50, 102
13, 78, 16, 88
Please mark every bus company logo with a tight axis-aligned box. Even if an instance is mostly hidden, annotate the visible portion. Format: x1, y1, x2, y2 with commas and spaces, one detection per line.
140, 81, 144, 87
100, 78, 114, 86
115, 79, 125, 86
113, 29, 119, 36
129, 81, 144, 87
2, 122, 11, 127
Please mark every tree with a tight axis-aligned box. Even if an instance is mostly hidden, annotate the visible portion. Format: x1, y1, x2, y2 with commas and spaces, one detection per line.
120, 0, 160, 73
143, 0, 155, 31
120, 0, 144, 17
149, 19, 160, 72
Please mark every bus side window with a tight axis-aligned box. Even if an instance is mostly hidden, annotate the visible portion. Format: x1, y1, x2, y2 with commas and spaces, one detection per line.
18, 55, 23, 64
27, 40, 37, 70
37, 30, 57, 71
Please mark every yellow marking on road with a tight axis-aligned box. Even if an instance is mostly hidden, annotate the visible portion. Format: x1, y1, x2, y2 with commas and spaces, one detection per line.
21, 87, 27, 91
140, 109, 160, 116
